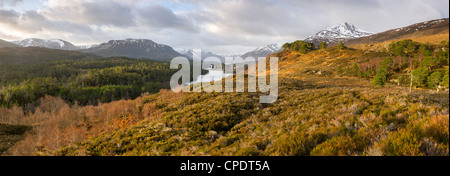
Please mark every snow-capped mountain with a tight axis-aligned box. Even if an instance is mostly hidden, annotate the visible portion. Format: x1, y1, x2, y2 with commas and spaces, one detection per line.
175, 48, 225, 62
80, 39, 182, 61
240, 43, 281, 58
305, 22, 373, 46
12, 38, 79, 50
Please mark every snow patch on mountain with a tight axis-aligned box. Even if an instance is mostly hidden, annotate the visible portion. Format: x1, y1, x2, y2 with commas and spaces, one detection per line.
240, 43, 282, 58
305, 22, 373, 43
12, 38, 77, 50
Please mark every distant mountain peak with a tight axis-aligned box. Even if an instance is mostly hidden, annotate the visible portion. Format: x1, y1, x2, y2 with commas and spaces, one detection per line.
254, 43, 281, 53
304, 22, 373, 47
241, 43, 281, 58
307, 22, 373, 41
12, 38, 78, 50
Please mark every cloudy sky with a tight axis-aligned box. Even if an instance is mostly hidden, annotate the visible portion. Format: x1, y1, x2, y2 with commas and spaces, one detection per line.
0, 0, 448, 55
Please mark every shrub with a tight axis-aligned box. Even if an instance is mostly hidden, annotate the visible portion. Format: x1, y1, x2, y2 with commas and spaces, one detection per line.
310, 136, 356, 156
441, 68, 449, 89
379, 129, 423, 156
372, 77, 385, 88
337, 66, 343, 76
337, 42, 346, 50
423, 115, 449, 145
268, 132, 327, 156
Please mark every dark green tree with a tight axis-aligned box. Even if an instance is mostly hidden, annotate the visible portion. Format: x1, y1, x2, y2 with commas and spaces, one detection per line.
319, 42, 328, 49
337, 42, 346, 50
441, 68, 449, 89
419, 44, 432, 57
284, 40, 314, 53
388, 39, 418, 57
411, 67, 429, 87
372, 57, 394, 87
282, 43, 291, 51
427, 71, 442, 89
421, 56, 437, 70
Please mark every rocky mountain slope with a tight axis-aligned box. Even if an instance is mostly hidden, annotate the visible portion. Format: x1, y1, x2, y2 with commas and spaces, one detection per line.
304, 22, 373, 46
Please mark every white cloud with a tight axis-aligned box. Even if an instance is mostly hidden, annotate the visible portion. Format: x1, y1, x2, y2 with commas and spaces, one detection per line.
0, 0, 22, 7
0, 0, 448, 54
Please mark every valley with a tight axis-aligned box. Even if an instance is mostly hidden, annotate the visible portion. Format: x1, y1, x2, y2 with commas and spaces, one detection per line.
0, 18, 448, 156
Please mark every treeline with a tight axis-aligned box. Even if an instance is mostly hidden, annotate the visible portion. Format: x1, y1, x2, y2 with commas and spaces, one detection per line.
281, 40, 346, 54
282, 40, 316, 53
0, 56, 178, 109
339, 39, 449, 90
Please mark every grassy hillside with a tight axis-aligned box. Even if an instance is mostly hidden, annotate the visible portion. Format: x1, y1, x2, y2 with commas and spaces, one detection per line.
351, 33, 449, 52
345, 18, 449, 48
50, 86, 447, 156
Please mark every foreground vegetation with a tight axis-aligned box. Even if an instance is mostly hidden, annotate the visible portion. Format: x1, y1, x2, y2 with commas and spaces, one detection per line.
2, 77, 447, 156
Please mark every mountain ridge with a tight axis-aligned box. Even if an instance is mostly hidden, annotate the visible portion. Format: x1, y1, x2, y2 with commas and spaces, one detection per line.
80, 38, 183, 61
345, 18, 449, 47
12, 38, 79, 50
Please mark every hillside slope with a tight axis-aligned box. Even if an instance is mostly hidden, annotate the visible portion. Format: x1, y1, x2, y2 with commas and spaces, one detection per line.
0, 47, 93, 65
346, 18, 449, 51
0, 39, 19, 48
